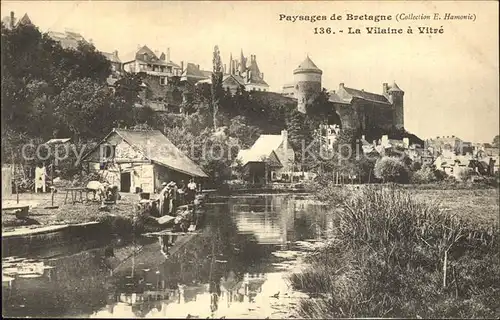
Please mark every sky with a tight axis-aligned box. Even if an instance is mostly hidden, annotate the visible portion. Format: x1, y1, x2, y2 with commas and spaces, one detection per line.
1, 1, 498, 143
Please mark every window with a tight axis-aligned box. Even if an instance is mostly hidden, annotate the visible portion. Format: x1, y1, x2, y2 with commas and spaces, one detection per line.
160, 77, 167, 85
102, 144, 116, 159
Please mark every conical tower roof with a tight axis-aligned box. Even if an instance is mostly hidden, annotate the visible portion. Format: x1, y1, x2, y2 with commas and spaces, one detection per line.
293, 56, 322, 74
388, 81, 404, 93
17, 13, 32, 26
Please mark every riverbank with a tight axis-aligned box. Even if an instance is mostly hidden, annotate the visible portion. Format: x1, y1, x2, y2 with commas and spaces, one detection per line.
288, 184, 499, 318
2, 192, 138, 229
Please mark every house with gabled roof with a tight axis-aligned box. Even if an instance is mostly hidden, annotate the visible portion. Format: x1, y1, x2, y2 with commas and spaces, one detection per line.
122, 45, 182, 79
46, 29, 90, 50
227, 50, 269, 92
121, 46, 184, 110
195, 50, 269, 94
2, 12, 33, 30
81, 129, 207, 193
181, 62, 211, 86
236, 130, 295, 184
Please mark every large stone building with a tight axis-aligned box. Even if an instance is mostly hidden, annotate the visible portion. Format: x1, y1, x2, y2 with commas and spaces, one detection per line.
331, 81, 404, 131
122, 46, 182, 81
226, 50, 269, 92
282, 56, 405, 132
121, 46, 184, 111
191, 50, 270, 93
46, 29, 90, 50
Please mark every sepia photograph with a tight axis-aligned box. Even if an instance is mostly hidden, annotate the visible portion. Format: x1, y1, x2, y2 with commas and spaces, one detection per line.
1, 0, 499, 318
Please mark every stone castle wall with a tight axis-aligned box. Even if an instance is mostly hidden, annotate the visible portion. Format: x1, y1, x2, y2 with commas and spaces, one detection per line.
296, 81, 322, 113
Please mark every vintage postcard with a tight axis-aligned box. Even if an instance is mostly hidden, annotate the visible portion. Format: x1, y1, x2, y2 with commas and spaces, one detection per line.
1, 0, 499, 318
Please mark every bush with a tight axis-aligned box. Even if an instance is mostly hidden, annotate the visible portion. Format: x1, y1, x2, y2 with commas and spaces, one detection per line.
288, 186, 499, 318
410, 161, 422, 172
374, 156, 409, 183
411, 165, 438, 184
458, 167, 475, 182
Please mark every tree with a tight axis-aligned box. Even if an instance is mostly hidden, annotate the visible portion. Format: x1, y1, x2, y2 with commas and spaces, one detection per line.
374, 156, 409, 183
1, 23, 113, 142
51, 78, 119, 140
411, 165, 438, 184
492, 135, 500, 148
228, 116, 261, 149
211, 45, 223, 130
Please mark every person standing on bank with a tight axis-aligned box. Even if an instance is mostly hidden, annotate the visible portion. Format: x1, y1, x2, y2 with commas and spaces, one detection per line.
187, 179, 197, 203
178, 180, 187, 205
159, 182, 169, 216
168, 181, 178, 215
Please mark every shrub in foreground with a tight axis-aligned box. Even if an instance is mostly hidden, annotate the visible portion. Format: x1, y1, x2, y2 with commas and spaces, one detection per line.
288, 186, 499, 318
411, 165, 439, 184
374, 156, 409, 183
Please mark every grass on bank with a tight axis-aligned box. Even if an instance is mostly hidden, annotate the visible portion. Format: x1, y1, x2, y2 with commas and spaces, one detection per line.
288, 185, 500, 318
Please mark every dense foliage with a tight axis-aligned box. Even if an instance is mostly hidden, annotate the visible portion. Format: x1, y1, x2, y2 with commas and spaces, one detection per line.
374, 156, 410, 183
1, 24, 152, 149
289, 185, 500, 318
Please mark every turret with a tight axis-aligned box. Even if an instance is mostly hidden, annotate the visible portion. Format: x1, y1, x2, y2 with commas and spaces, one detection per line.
388, 81, 404, 129
293, 56, 322, 114
239, 49, 246, 74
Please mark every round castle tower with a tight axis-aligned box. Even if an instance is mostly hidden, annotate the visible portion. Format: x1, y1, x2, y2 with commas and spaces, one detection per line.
293, 56, 322, 114
387, 81, 404, 130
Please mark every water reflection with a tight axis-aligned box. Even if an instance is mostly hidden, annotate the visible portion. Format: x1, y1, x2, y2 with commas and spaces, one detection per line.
3, 194, 330, 318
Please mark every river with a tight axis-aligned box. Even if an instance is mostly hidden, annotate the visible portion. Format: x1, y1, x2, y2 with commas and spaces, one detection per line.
2, 194, 332, 318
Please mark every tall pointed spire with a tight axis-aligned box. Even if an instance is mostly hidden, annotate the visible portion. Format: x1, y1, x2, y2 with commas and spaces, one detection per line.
229, 52, 233, 75
240, 49, 246, 72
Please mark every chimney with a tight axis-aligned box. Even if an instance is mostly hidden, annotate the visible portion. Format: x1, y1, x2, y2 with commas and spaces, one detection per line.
113, 50, 118, 57
167, 48, 170, 62
339, 83, 345, 90
10, 11, 15, 28
383, 83, 389, 94
197, 64, 200, 70
181, 61, 184, 72
223, 64, 227, 74
361, 135, 365, 141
